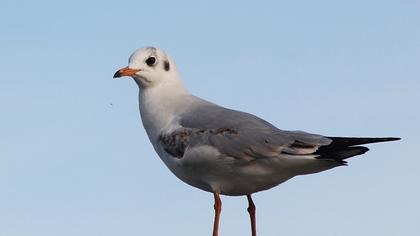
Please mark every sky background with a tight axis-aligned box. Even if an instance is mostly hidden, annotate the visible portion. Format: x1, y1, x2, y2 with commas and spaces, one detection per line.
1, 0, 419, 235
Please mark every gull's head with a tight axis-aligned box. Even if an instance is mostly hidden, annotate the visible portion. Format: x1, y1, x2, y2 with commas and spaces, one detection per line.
113, 47, 180, 88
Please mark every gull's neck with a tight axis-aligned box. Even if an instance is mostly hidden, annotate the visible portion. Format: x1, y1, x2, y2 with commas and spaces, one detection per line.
138, 78, 192, 141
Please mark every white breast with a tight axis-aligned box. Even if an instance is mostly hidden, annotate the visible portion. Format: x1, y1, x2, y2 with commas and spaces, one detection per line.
138, 80, 190, 138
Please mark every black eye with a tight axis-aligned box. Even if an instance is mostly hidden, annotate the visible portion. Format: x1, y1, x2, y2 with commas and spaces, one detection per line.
145, 57, 156, 66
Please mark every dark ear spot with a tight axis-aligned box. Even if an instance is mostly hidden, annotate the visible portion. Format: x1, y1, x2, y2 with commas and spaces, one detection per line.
164, 60, 170, 71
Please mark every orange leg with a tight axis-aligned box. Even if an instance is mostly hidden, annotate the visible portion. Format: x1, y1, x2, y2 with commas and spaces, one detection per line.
212, 192, 222, 236
247, 194, 257, 236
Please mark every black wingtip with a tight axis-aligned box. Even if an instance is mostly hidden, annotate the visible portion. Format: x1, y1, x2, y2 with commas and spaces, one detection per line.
365, 137, 401, 143
340, 160, 349, 166
366, 137, 401, 143
324, 136, 401, 148
316, 146, 370, 162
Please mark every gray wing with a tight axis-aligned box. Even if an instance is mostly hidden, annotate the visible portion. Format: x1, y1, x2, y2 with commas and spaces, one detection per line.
159, 101, 332, 160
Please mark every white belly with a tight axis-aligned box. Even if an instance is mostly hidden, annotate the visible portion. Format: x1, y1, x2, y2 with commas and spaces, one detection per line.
157, 145, 298, 196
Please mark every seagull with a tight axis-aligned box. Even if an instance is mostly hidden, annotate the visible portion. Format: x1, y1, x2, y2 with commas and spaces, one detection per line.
113, 46, 400, 236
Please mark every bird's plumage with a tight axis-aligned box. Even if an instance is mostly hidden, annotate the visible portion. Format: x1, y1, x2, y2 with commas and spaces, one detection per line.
114, 46, 400, 235
176, 98, 331, 160
113, 47, 400, 196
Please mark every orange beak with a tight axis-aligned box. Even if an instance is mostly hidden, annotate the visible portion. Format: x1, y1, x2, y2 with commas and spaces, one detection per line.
113, 67, 141, 78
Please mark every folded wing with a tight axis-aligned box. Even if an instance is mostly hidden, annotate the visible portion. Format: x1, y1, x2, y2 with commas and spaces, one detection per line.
158, 101, 400, 164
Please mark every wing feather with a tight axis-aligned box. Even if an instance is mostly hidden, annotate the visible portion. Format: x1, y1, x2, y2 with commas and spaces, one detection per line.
158, 100, 399, 164
158, 102, 331, 160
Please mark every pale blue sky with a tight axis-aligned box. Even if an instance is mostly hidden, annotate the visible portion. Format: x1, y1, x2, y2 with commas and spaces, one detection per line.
1, 0, 419, 235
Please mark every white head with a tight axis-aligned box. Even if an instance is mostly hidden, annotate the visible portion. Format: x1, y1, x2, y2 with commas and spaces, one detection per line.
114, 47, 182, 89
